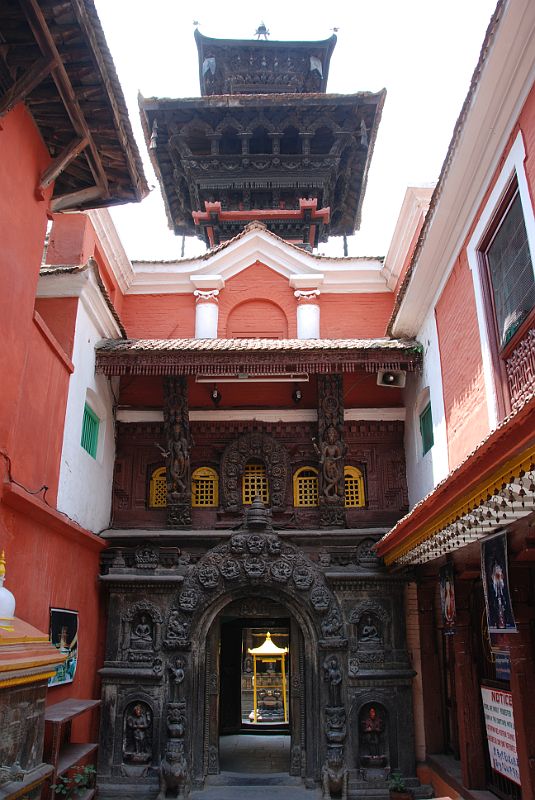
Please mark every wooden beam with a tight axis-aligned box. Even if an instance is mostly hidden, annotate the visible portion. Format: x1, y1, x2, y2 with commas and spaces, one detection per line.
38, 135, 89, 191
0, 55, 57, 117
18, 0, 109, 198
50, 185, 102, 212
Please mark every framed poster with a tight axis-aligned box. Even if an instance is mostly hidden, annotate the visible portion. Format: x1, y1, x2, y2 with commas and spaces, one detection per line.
481, 686, 520, 785
481, 532, 516, 634
439, 563, 456, 633
49, 607, 78, 686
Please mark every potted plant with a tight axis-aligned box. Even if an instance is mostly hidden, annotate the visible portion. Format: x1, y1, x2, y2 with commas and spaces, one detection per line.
389, 771, 413, 800
52, 764, 96, 798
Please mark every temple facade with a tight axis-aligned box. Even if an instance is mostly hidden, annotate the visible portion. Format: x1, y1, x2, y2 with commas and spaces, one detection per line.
0, 3, 534, 800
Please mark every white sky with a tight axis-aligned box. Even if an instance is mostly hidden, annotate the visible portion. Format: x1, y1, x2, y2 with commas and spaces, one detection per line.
94, 0, 498, 260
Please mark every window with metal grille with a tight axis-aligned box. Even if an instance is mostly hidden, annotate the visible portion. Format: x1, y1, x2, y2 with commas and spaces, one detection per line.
344, 466, 365, 508
419, 403, 434, 455
242, 463, 269, 505
293, 467, 319, 507
81, 403, 99, 458
192, 467, 218, 507
484, 187, 535, 349
149, 466, 167, 508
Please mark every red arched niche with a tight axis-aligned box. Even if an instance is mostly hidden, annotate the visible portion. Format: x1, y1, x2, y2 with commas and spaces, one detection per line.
226, 298, 289, 338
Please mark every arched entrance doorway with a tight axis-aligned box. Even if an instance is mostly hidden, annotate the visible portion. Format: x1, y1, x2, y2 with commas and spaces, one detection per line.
189, 588, 322, 787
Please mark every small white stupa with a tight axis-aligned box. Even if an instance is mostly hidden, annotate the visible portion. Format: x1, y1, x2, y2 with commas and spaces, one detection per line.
0, 550, 16, 631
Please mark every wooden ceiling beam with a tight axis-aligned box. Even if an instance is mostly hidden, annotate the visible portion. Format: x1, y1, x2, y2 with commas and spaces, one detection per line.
0, 54, 57, 117
50, 184, 102, 212
38, 134, 88, 191
19, 0, 109, 201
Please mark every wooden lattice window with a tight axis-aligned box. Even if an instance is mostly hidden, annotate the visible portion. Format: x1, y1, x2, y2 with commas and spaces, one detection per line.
242, 463, 269, 505
293, 467, 319, 507
419, 403, 434, 455
81, 403, 99, 458
192, 467, 219, 507
344, 466, 365, 508
149, 466, 167, 508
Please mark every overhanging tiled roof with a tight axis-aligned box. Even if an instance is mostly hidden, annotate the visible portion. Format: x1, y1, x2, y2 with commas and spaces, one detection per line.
376, 391, 535, 566
0, 0, 148, 211
96, 337, 422, 376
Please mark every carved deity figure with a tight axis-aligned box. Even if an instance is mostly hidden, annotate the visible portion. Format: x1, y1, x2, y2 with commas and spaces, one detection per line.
323, 655, 342, 708
321, 749, 348, 800
157, 742, 190, 800
124, 703, 151, 762
131, 614, 153, 651
359, 615, 381, 644
167, 610, 189, 642
360, 706, 385, 758
318, 425, 345, 502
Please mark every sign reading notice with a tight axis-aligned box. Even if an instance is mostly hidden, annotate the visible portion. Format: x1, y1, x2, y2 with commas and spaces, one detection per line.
481, 687, 520, 785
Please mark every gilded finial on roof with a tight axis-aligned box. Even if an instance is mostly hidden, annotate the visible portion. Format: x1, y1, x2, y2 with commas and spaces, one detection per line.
255, 22, 270, 40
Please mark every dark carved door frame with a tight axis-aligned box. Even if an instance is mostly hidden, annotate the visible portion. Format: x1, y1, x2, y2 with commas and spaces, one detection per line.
190, 589, 320, 787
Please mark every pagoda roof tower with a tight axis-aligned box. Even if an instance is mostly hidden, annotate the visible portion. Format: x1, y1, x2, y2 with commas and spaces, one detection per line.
140, 28, 385, 248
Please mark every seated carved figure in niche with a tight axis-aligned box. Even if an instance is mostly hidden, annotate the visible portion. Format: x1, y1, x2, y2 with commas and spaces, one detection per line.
359, 704, 387, 767
130, 613, 154, 651
358, 614, 382, 645
123, 702, 152, 764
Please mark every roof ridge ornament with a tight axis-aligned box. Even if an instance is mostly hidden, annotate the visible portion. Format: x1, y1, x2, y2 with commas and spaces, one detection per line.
255, 22, 270, 40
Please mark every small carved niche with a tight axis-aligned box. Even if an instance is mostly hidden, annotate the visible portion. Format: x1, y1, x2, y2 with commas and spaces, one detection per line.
122, 701, 153, 764
358, 702, 388, 768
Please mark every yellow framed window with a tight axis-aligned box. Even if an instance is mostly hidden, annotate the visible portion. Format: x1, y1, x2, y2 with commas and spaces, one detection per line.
242, 463, 269, 505
192, 466, 219, 507
149, 466, 167, 508
293, 467, 319, 507
344, 466, 365, 508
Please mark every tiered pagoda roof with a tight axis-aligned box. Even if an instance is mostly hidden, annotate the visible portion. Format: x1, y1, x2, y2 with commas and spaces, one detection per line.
140, 29, 384, 247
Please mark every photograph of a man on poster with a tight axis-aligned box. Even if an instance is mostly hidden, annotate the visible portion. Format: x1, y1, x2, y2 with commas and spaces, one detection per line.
481, 532, 516, 634
439, 563, 456, 633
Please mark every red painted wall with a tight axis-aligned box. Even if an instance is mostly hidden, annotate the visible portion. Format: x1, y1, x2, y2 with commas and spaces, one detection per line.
122, 293, 195, 338
35, 297, 79, 358
434, 84, 535, 470
0, 106, 104, 719
219, 262, 296, 337
321, 293, 395, 338
47, 213, 125, 315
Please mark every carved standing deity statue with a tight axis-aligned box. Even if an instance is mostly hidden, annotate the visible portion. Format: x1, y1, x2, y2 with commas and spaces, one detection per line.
360, 706, 385, 760
323, 655, 342, 708
124, 703, 152, 763
163, 377, 192, 527
319, 425, 345, 502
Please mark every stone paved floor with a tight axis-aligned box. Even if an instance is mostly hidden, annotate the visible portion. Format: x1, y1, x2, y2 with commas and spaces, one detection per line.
218, 733, 291, 773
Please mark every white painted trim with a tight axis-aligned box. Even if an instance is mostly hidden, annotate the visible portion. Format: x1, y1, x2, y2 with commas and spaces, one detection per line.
381, 187, 434, 291
116, 407, 406, 424
392, 0, 535, 337
129, 228, 388, 295
86, 209, 134, 293
36, 267, 123, 338
467, 131, 535, 429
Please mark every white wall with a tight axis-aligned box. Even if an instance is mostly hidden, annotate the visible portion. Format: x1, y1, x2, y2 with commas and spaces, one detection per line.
404, 308, 449, 508
57, 298, 118, 533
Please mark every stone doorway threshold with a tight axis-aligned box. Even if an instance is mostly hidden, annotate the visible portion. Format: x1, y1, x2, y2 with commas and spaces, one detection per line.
192, 734, 321, 798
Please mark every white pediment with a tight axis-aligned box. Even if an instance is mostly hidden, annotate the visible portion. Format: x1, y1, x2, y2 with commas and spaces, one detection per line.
130, 226, 388, 294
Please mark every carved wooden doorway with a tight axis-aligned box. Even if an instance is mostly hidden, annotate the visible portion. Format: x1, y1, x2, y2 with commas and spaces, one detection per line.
204, 599, 306, 779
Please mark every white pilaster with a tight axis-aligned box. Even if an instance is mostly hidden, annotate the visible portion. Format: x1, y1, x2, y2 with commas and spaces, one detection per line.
194, 290, 219, 338
295, 289, 320, 339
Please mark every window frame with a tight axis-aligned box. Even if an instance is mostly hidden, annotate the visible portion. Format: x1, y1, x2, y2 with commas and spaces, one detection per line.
344, 465, 366, 508
80, 403, 99, 459
293, 466, 319, 507
468, 132, 535, 427
419, 402, 434, 456
192, 466, 219, 508
242, 462, 269, 506
149, 466, 167, 508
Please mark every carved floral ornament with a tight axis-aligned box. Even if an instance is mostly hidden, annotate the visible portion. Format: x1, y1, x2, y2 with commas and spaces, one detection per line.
165, 529, 345, 644
194, 289, 219, 304
294, 289, 320, 303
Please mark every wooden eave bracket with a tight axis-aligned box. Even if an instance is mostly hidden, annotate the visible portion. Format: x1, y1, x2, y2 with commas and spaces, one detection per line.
38, 135, 89, 195
19, 0, 109, 204
0, 55, 57, 118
